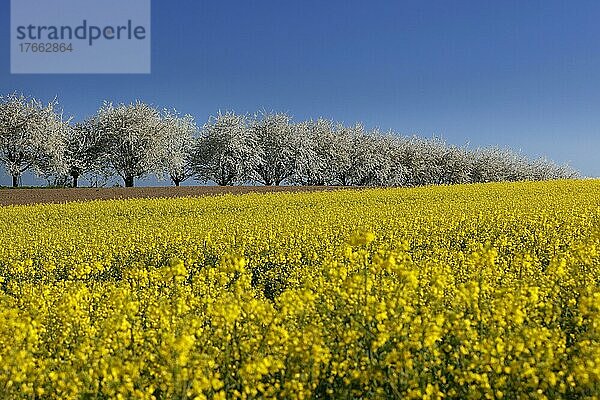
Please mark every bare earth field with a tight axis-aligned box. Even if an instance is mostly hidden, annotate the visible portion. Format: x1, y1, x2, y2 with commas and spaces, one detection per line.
0, 186, 353, 206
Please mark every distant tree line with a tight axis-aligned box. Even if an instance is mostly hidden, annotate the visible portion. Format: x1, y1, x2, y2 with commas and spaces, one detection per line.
0, 93, 578, 188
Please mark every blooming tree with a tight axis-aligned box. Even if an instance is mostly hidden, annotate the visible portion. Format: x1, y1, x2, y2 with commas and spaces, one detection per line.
93, 101, 168, 187
190, 111, 259, 186
0, 93, 68, 187
321, 121, 355, 186
289, 118, 335, 186
529, 157, 577, 181
62, 118, 110, 187
348, 129, 398, 186
0, 95, 580, 187
249, 112, 296, 186
161, 110, 198, 186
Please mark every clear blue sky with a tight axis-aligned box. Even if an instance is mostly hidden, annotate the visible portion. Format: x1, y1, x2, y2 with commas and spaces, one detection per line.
1, 0, 599, 186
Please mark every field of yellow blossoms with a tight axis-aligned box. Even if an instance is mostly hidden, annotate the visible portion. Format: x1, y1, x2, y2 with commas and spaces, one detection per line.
1, 180, 600, 399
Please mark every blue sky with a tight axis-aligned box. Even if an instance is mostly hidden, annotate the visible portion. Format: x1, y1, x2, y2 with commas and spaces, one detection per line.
1, 0, 599, 186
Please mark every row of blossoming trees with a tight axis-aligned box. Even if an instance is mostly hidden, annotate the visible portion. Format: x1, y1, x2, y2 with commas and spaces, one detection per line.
0, 93, 577, 188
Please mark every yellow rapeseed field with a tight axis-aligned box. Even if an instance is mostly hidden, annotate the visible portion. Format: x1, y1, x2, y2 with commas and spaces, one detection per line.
1, 180, 599, 399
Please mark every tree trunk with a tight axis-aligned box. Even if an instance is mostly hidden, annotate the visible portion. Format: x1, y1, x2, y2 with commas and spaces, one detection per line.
173, 179, 180, 187
12, 175, 18, 188
124, 175, 134, 187
72, 174, 79, 188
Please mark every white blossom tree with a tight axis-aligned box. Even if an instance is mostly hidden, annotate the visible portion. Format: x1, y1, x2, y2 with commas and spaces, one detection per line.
468, 147, 578, 183
388, 136, 441, 186
322, 122, 355, 186
289, 118, 335, 186
190, 111, 259, 186
434, 143, 473, 185
93, 101, 168, 187
0, 93, 68, 187
0, 97, 579, 188
249, 111, 296, 186
309, 122, 388, 186
529, 156, 578, 181
62, 118, 110, 187
348, 129, 399, 186
470, 147, 520, 183
161, 110, 198, 186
